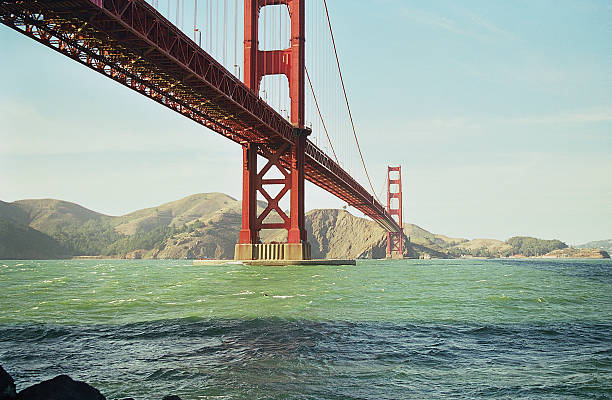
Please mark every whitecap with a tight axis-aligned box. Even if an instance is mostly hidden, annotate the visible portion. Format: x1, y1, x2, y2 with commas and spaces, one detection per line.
232, 290, 254, 296
272, 295, 294, 299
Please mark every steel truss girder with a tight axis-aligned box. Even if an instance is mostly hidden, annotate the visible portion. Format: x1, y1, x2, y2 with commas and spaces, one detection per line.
0, 0, 400, 232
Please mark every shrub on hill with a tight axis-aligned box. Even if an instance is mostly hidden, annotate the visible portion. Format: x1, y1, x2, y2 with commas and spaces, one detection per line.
0, 219, 68, 259
506, 236, 567, 257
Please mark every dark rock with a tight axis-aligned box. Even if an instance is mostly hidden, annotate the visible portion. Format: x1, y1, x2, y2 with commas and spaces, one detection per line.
0, 365, 16, 400
162, 396, 182, 400
16, 375, 105, 400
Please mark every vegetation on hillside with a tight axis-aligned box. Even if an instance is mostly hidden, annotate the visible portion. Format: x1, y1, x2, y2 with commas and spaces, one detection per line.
0, 194, 595, 260
0, 219, 68, 259
506, 236, 567, 257
101, 222, 205, 256
45, 220, 121, 256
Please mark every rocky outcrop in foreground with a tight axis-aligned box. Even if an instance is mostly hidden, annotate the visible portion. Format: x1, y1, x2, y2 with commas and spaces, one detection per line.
0, 365, 182, 400
0, 366, 16, 400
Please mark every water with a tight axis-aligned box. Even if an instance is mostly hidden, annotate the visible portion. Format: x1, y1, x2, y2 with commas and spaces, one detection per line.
0, 259, 610, 399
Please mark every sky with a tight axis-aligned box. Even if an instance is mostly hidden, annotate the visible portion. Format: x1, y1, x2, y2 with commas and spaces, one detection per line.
1, 0, 611, 245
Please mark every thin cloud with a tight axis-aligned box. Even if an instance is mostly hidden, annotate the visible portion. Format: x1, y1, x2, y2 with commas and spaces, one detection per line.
464, 11, 517, 41
511, 107, 612, 125
402, 8, 469, 36
402, 7, 516, 42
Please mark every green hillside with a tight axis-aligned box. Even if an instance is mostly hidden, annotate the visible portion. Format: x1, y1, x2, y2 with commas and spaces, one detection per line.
0, 194, 593, 260
13, 198, 113, 231
0, 200, 30, 225
114, 192, 240, 235
448, 239, 513, 258
403, 223, 467, 250
506, 236, 567, 257
0, 219, 67, 259
0, 194, 249, 258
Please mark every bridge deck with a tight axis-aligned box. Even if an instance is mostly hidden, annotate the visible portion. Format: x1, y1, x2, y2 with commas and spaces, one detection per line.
0, 0, 401, 232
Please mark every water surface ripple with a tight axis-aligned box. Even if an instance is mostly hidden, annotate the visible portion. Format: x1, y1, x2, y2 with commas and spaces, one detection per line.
0, 259, 610, 399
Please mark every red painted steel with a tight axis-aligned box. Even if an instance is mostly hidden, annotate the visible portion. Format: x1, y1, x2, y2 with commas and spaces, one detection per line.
242, 0, 307, 244
244, 0, 305, 127
386, 166, 404, 258
0, 0, 401, 234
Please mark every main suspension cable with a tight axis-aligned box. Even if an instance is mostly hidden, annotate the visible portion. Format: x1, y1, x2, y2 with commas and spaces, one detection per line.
322, 0, 380, 202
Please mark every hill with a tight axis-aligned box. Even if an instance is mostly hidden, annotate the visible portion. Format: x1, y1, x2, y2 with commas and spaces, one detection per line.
403, 223, 467, 251
1, 194, 449, 259
543, 248, 610, 259
114, 193, 242, 235
0, 193, 594, 260
448, 239, 513, 258
0, 219, 67, 259
576, 239, 612, 253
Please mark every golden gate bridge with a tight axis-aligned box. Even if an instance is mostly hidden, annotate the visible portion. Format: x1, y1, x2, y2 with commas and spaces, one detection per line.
0, 0, 405, 262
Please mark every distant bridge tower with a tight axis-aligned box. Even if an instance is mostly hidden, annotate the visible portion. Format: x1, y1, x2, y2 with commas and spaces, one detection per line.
235, 0, 311, 261
386, 166, 404, 259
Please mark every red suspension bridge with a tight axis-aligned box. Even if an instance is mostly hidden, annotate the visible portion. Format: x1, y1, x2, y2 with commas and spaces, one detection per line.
0, 0, 405, 261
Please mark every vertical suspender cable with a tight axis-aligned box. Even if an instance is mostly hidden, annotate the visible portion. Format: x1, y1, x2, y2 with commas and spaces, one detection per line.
306, 66, 338, 163
223, 0, 227, 66
234, 0, 238, 77
216, 0, 219, 58
194, 0, 197, 41
322, 0, 380, 202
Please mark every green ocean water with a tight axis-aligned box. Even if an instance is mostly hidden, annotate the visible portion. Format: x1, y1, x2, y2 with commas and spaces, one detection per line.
1, 258, 611, 399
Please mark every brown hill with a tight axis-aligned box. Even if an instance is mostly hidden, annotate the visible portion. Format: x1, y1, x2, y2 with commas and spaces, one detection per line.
403, 223, 467, 250
543, 248, 610, 259
114, 192, 242, 235
12, 198, 112, 232
0, 194, 504, 260
450, 238, 513, 257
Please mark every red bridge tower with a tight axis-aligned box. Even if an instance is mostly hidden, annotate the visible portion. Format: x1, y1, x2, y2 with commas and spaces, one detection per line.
235, 0, 311, 261
386, 166, 404, 259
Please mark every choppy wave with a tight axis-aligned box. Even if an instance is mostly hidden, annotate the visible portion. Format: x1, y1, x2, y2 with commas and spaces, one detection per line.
0, 258, 610, 399
1, 318, 611, 399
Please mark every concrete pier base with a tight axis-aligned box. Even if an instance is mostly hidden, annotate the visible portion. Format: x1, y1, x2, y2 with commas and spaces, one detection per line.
194, 259, 356, 266
234, 242, 312, 261
219, 241, 354, 266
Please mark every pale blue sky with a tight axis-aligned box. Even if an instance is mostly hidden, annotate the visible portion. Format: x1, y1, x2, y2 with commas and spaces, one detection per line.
1, 0, 611, 244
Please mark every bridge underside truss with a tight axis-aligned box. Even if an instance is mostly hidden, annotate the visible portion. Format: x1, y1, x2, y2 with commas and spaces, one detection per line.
0, 0, 400, 232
